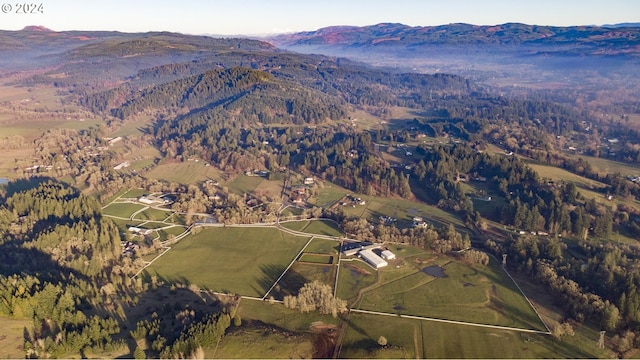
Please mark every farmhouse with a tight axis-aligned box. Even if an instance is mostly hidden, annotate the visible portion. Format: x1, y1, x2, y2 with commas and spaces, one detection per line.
359, 249, 388, 269
304, 177, 315, 185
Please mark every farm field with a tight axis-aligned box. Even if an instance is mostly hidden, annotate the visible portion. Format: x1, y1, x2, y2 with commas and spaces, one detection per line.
225, 174, 266, 196
145, 227, 309, 298
337, 261, 378, 302
308, 181, 351, 208
101, 202, 146, 218
304, 238, 340, 255
272, 262, 337, 299
340, 193, 465, 230
340, 312, 603, 358
528, 162, 640, 214
234, 299, 340, 358
117, 188, 149, 199
144, 162, 222, 185
352, 249, 547, 331
281, 219, 344, 237
566, 153, 640, 177
212, 326, 314, 359
134, 208, 172, 222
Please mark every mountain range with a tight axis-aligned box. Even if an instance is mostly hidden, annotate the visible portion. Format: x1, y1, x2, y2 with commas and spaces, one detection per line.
268, 22, 640, 55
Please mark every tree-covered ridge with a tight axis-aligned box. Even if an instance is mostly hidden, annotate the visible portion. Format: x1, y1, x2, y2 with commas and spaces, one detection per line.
83, 66, 347, 125
1, 181, 120, 278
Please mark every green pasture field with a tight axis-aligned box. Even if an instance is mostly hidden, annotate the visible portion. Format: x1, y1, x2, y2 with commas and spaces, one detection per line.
528, 162, 640, 214
337, 261, 378, 302
280, 206, 303, 217
340, 311, 603, 359
102, 188, 130, 205
225, 174, 264, 195
0, 316, 31, 359
272, 262, 337, 299
118, 188, 149, 199
528, 163, 607, 190
101, 202, 146, 218
134, 208, 172, 222
238, 298, 340, 332
566, 153, 640, 177
145, 227, 309, 297
304, 238, 340, 255
211, 326, 314, 359
340, 194, 465, 231
144, 162, 222, 185
304, 219, 344, 237
280, 220, 307, 231
356, 255, 547, 331
339, 312, 419, 358
308, 181, 350, 208
136, 221, 167, 229
230, 298, 339, 358
159, 225, 188, 236
104, 217, 143, 232
281, 219, 344, 237
252, 178, 284, 199
299, 253, 334, 264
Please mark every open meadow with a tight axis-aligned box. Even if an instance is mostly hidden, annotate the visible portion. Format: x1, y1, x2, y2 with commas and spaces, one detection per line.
144, 161, 222, 185
347, 244, 547, 331
338, 193, 466, 231
339, 311, 603, 359
101, 202, 146, 218
280, 219, 344, 237
145, 227, 309, 298
0, 316, 31, 359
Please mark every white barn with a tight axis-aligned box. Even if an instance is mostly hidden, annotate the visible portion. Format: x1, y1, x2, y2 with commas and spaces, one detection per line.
381, 250, 396, 260
360, 249, 388, 269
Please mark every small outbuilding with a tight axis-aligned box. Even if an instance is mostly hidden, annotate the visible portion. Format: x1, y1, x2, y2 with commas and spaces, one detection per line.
381, 250, 396, 260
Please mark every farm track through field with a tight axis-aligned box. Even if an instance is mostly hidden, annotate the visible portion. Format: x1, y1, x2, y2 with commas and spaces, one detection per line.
350, 309, 550, 335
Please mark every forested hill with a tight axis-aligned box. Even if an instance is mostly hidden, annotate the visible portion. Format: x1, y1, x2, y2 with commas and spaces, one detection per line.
82, 67, 346, 125
268, 22, 640, 56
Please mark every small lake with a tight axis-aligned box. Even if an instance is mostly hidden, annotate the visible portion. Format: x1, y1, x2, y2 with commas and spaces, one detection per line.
422, 265, 447, 278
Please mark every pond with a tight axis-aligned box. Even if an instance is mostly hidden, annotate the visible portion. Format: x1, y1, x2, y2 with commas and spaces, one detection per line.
0, 178, 9, 185
422, 265, 447, 278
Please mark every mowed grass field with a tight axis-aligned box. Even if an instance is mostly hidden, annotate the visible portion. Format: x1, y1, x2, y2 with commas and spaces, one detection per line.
308, 181, 350, 208
101, 202, 146, 218
350, 245, 546, 331
340, 194, 466, 231
340, 312, 602, 359
566, 153, 640, 177
228, 299, 340, 359
144, 162, 222, 185
145, 227, 309, 298
280, 219, 344, 237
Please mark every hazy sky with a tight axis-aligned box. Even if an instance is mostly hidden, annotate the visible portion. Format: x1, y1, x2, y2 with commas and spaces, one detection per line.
1, 0, 638, 35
